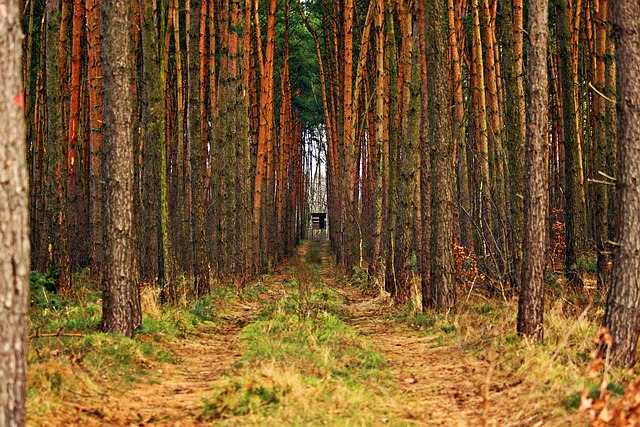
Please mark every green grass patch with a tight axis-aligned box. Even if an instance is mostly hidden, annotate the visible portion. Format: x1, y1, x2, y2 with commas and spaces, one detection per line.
27, 268, 270, 425
201, 256, 397, 425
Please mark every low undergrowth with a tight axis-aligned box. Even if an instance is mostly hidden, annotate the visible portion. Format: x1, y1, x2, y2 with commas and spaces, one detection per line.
28, 242, 629, 426
201, 244, 399, 425
394, 277, 632, 425
26, 267, 261, 424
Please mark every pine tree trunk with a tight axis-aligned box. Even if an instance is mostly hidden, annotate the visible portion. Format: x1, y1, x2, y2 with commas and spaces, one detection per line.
101, 0, 142, 336
502, 0, 526, 290
46, 0, 71, 294
0, 1, 29, 423
603, 0, 640, 368
86, 0, 103, 279
593, 0, 611, 289
427, 0, 456, 311
471, 0, 492, 267
557, 0, 588, 287
188, 0, 209, 295
141, 0, 172, 302
369, 0, 386, 292
518, 0, 549, 340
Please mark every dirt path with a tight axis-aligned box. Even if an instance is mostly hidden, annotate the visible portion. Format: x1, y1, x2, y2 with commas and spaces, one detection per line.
44, 315, 249, 427
346, 305, 532, 427
107, 323, 244, 426
321, 252, 559, 427
36, 243, 582, 426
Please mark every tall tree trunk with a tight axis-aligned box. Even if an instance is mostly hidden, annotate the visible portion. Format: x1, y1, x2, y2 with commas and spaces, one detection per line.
394, 1, 419, 304
342, 0, 356, 270
0, 1, 29, 423
593, 0, 611, 289
418, 0, 431, 311
448, 0, 471, 251
502, 0, 526, 290
86, 0, 103, 279
557, 0, 588, 287
141, 0, 172, 301
46, 0, 71, 294
101, 0, 142, 336
188, 0, 209, 294
518, 0, 549, 340
385, 10, 398, 296
426, 0, 455, 311
603, 0, 640, 368
173, 0, 189, 273
369, 0, 385, 292
471, 0, 492, 267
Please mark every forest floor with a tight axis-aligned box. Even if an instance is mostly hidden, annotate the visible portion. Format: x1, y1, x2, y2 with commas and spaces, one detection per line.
27, 241, 603, 426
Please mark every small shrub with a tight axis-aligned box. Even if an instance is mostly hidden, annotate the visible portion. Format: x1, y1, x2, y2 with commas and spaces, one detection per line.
190, 296, 216, 322
407, 313, 436, 331
201, 378, 288, 419
441, 323, 457, 334
306, 243, 323, 265
30, 269, 65, 310
350, 265, 369, 289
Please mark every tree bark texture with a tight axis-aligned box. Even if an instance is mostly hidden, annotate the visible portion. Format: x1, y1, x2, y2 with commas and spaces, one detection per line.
426, 0, 456, 312
101, 0, 142, 337
517, 0, 549, 340
0, 1, 29, 424
557, 0, 588, 285
603, 0, 640, 368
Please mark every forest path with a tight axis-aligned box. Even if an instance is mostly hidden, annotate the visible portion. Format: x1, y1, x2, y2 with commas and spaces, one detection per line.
44, 241, 580, 426
319, 252, 543, 426
339, 295, 541, 426
102, 321, 246, 426
63, 302, 266, 426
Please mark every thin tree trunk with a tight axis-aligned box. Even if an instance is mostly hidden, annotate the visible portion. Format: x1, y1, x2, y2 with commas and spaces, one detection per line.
141, 0, 172, 302
518, 0, 549, 340
86, 0, 103, 279
471, 0, 492, 265
593, 0, 610, 289
502, 0, 526, 290
557, 0, 588, 287
370, 0, 385, 292
47, 0, 71, 294
188, 0, 209, 295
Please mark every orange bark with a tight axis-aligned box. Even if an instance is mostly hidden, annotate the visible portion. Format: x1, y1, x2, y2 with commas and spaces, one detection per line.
69, 0, 83, 184
86, 0, 103, 275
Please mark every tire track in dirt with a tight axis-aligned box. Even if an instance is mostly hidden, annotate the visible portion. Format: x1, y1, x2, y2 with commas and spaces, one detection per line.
107, 322, 245, 426
37, 313, 252, 427
315, 245, 544, 427
346, 310, 566, 426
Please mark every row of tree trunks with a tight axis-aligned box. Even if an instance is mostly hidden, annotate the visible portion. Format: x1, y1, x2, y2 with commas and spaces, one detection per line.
26, 0, 310, 295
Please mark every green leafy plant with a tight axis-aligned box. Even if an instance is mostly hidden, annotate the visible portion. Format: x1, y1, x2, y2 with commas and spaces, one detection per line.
30, 269, 66, 310
201, 378, 289, 419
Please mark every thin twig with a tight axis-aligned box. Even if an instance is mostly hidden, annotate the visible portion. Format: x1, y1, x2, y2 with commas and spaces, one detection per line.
588, 82, 616, 104
587, 178, 615, 186
30, 333, 85, 339
598, 170, 617, 182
